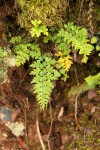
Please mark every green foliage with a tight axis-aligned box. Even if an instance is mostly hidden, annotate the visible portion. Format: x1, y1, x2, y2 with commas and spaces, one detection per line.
17, 0, 68, 29
96, 45, 100, 57
15, 43, 31, 66
10, 36, 22, 44
53, 22, 94, 63
10, 35, 41, 66
30, 20, 48, 37
30, 53, 60, 110
91, 37, 97, 44
68, 73, 100, 97
43, 27, 56, 43
96, 45, 100, 51
68, 82, 90, 97
85, 73, 100, 89
0, 47, 4, 57
11, 35, 60, 110
10, 21, 99, 110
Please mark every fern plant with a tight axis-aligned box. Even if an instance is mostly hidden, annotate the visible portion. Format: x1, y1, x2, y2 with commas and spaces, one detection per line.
30, 53, 61, 110
43, 23, 96, 81
68, 73, 100, 97
14, 42, 61, 109
10, 20, 61, 110
10, 20, 99, 109
30, 20, 48, 37
53, 22, 94, 63
85, 73, 100, 89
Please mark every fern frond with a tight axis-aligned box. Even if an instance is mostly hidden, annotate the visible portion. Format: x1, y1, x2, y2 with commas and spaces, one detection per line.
85, 73, 100, 89
15, 43, 30, 66
54, 23, 94, 63
68, 82, 91, 97
10, 36, 21, 44
68, 73, 100, 97
30, 54, 60, 110
30, 20, 48, 37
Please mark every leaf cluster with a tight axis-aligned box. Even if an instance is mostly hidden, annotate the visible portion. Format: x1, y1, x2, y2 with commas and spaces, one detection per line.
30, 20, 48, 37
85, 73, 100, 89
30, 54, 60, 110
10, 35, 61, 109
53, 22, 94, 63
68, 73, 100, 97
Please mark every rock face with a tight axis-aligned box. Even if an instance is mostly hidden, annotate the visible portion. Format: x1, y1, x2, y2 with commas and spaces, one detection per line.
0, 106, 20, 123
0, 106, 12, 122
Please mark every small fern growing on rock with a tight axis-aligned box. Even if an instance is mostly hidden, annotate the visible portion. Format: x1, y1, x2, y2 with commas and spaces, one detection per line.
10, 20, 98, 110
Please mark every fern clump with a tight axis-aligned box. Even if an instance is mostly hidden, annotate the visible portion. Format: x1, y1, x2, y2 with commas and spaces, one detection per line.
9, 21, 99, 110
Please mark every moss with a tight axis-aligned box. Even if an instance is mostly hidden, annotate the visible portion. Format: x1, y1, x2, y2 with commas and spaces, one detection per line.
17, 0, 68, 29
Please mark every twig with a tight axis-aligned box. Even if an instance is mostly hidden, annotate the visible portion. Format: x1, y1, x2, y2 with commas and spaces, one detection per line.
74, 92, 80, 123
12, 94, 29, 146
74, 63, 80, 123
23, 98, 29, 146
74, 91, 82, 131
74, 65, 79, 86
16, 68, 30, 93
36, 118, 46, 150
75, 93, 78, 123
47, 102, 53, 150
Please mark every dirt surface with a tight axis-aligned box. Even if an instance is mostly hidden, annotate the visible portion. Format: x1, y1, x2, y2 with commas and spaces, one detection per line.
0, 66, 99, 150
